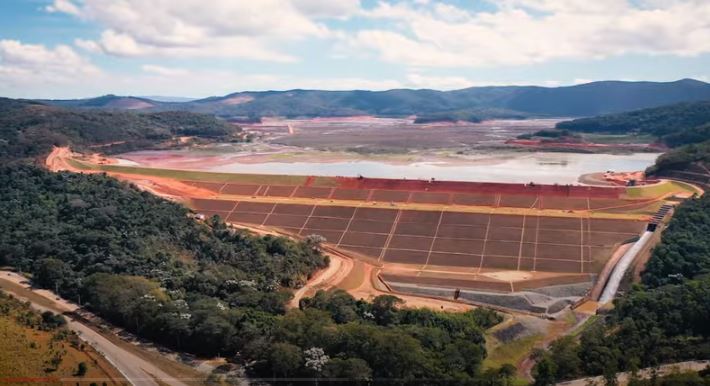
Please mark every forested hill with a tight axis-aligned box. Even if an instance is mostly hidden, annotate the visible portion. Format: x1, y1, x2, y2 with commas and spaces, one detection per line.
556, 101, 710, 147
0, 165, 511, 383
557, 101, 710, 185
0, 97, 240, 162
41, 78, 710, 119
532, 193, 710, 384
646, 141, 710, 187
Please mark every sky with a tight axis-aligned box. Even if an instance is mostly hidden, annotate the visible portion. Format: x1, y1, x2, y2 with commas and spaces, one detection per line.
1, 0, 710, 99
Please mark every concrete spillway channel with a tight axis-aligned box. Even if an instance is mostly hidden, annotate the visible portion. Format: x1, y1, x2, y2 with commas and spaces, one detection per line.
599, 204, 672, 304
598, 230, 654, 304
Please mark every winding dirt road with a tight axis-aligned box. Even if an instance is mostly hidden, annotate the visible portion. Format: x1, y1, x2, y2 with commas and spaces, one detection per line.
289, 252, 354, 308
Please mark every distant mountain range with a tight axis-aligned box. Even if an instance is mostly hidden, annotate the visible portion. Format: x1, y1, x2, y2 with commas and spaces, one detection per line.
140, 96, 198, 103
39, 79, 710, 120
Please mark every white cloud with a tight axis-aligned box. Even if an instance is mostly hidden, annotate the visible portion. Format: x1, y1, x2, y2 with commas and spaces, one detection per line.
73, 38, 102, 53
0, 40, 100, 89
0, 36, 399, 98
80, 30, 297, 62
497, 0, 631, 14
43, 0, 710, 72
349, 0, 710, 68
405, 73, 473, 90
292, 77, 402, 91
0, 47, 401, 98
292, 0, 361, 19
348, 30, 474, 67
141, 65, 190, 77
45, 0, 80, 15
47, 0, 345, 62
7, 1, 710, 97
123, 70, 403, 95
97, 30, 145, 57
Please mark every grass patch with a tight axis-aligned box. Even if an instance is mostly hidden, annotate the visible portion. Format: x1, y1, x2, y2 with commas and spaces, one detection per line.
0, 292, 125, 384
484, 333, 543, 370
69, 157, 342, 187
100, 164, 308, 184
84, 162, 302, 184
671, 180, 705, 195
569, 315, 600, 337
66, 158, 99, 171
624, 180, 698, 199
593, 200, 665, 216
618, 200, 664, 215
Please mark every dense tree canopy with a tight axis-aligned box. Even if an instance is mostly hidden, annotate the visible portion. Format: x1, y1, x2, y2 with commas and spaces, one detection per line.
247, 288, 505, 383
642, 195, 710, 286
647, 140, 710, 183
556, 101, 710, 146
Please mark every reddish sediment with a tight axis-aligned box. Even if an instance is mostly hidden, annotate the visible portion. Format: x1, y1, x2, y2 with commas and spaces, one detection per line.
333, 176, 625, 198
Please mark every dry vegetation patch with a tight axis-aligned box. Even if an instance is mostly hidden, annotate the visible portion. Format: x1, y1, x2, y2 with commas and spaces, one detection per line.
0, 292, 125, 385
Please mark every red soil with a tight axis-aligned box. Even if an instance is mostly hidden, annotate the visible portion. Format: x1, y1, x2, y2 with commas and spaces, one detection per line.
273, 203, 315, 215
339, 232, 389, 248
264, 185, 297, 197
222, 184, 260, 195
293, 186, 333, 198
370, 189, 411, 202
410, 191, 452, 204
505, 138, 664, 152
333, 176, 625, 198
190, 199, 642, 278
331, 188, 370, 200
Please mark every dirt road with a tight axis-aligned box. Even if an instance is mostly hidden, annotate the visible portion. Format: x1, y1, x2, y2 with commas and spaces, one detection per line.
289, 252, 354, 308
558, 360, 710, 385
45, 146, 76, 172
0, 271, 192, 386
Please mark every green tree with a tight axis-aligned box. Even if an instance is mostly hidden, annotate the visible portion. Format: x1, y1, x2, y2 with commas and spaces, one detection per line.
498, 363, 517, 386
371, 295, 403, 326
549, 336, 582, 379
75, 362, 87, 377
268, 342, 302, 377
322, 358, 372, 383
532, 353, 558, 386
40, 311, 66, 330
33, 258, 72, 292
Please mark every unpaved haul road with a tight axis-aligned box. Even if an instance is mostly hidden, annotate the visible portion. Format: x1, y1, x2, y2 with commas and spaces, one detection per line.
0, 271, 190, 386
288, 252, 353, 308
558, 360, 710, 385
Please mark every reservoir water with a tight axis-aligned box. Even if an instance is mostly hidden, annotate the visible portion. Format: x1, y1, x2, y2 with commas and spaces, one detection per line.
121, 150, 660, 185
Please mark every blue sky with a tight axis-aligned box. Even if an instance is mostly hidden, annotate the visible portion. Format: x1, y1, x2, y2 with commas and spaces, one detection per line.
1, 0, 709, 98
